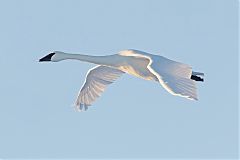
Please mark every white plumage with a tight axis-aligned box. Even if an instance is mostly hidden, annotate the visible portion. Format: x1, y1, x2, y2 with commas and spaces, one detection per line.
75, 65, 124, 111
39, 49, 204, 111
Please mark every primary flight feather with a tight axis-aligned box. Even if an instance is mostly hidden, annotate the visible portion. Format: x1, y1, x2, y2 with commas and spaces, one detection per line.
39, 49, 204, 111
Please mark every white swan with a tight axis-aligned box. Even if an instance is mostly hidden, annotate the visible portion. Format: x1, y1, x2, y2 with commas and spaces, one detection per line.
39, 49, 204, 111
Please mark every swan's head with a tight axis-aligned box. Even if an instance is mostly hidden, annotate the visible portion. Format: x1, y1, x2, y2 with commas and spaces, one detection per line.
39, 51, 66, 62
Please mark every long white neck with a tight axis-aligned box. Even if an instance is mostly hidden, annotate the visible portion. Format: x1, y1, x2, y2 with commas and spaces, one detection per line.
55, 52, 117, 66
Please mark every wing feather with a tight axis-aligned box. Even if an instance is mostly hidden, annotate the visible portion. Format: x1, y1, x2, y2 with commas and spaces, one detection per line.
148, 56, 198, 100
118, 50, 198, 100
75, 65, 124, 111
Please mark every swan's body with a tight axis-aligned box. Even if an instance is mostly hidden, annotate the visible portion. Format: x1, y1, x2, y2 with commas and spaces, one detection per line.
39, 49, 204, 111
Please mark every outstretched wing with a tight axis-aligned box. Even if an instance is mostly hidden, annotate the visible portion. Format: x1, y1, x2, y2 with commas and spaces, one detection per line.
75, 65, 124, 111
148, 56, 198, 100
118, 49, 198, 100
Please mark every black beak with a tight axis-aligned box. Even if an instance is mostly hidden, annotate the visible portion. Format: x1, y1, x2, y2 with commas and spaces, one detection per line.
39, 53, 55, 62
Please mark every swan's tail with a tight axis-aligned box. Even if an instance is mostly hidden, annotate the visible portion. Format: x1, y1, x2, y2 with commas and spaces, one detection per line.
191, 71, 204, 82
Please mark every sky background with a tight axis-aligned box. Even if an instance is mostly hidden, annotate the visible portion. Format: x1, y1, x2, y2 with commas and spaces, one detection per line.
0, 0, 238, 159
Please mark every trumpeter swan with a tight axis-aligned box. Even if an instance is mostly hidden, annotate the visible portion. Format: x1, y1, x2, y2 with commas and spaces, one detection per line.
39, 49, 204, 111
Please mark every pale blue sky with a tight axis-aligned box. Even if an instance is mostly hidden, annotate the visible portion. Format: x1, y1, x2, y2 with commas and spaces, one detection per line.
0, 0, 238, 159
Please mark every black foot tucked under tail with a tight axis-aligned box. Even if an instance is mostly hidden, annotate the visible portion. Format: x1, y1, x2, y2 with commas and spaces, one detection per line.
191, 75, 204, 82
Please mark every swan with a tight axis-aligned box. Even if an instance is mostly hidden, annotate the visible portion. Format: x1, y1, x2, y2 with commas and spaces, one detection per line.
39, 49, 204, 111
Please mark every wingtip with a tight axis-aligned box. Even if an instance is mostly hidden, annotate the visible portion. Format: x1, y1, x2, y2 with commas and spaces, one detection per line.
187, 96, 198, 101
74, 103, 90, 112
193, 97, 198, 101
